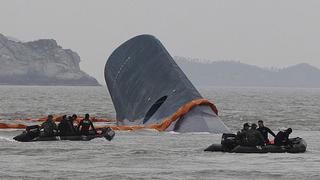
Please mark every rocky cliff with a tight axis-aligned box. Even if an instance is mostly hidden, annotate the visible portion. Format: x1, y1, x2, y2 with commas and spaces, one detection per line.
0, 33, 99, 85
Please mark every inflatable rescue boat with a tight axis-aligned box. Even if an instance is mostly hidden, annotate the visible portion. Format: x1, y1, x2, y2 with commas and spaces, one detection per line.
204, 133, 307, 153
13, 125, 115, 142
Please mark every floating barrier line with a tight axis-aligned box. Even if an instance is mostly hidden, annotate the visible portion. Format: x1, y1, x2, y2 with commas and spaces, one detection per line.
0, 123, 27, 129
0, 99, 218, 131
101, 98, 218, 131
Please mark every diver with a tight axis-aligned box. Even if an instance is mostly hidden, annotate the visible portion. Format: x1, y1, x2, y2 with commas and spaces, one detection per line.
257, 120, 276, 144
274, 128, 292, 146
236, 123, 250, 145
246, 123, 265, 147
77, 113, 96, 135
40, 115, 58, 137
58, 115, 76, 136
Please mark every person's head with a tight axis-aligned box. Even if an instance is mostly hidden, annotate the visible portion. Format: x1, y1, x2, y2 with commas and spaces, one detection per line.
62, 115, 67, 120
72, 114, 78, 120
258, 120, 264, 128
286, 128, 292, 134
68, 116, 73, 121
85, 113, 90, 119
243, 123, 250, 130
48, 115, 53, 120
251, 123, 257, 130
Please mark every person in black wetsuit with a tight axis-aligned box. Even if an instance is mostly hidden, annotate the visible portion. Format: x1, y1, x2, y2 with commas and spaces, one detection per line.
58, 115, 76, 136
40, 115, 58, 137
274, 128, 292, 146
247, 123, 265, 146
257, 120, 276, 144
77, 114, 96, 135
236, 123, 250, 145
70, 114, 78, 133
71, 114, 78, 124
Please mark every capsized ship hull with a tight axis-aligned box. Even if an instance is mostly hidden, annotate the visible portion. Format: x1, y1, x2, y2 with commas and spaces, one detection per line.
105, 34, 230, 133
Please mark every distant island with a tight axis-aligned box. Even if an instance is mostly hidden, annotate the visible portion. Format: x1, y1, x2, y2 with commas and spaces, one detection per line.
0, 33, 99, 86
175, 56, 320, 87
2, 32, 319, 87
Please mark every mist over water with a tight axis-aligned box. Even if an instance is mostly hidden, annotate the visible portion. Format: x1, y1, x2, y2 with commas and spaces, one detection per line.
0, 86, 319, 179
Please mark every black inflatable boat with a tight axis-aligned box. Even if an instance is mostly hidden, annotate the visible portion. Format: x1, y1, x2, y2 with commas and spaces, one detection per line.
204, 133, 307, 153
13, 125, 115, 142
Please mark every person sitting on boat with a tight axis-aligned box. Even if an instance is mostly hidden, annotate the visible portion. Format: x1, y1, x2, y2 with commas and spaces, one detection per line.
257, 120, 276, 144
246, 123, 265, 147
274, 128, 292, 146
236, 123, 250, 145
40, 115, 58, 137
77, 113, 96, 135
58, 115, 76, 136
70, 114, 78, 131
71, 114, 78, 124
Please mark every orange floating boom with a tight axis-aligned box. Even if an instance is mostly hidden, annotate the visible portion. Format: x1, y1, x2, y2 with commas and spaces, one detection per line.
98, 99, 218, 132
0, 123, 27, 129
0, 99, 217, 131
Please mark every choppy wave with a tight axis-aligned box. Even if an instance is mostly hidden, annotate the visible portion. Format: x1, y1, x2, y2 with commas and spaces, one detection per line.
0, 86, 320, 180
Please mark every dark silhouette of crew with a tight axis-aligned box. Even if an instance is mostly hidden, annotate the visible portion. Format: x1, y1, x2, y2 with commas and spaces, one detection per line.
70, 114, 78, 132
58, 115, 77, 136
40, 115, 58, 137
77, 114, 96, 135
257, 120, 276, 144
236, 123, 250, 145
71, 114, 78, 124
247, 123, 265, 146
274, 128, 292, 146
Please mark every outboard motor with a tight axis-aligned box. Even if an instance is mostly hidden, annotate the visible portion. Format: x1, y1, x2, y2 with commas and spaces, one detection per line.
13, 125, 40, 142
102, 127, 115, 141
221, 133, 238, 151
287, 137, 307, 153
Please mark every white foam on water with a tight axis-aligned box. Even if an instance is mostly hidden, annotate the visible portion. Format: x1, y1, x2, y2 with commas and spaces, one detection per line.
167, 131, 180, 134
0, 136, 16, 142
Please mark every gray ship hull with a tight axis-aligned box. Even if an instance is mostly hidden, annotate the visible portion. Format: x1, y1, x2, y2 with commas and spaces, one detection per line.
105, 34, 230, 133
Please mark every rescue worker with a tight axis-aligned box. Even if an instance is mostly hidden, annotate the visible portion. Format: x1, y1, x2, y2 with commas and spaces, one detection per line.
247, 123, 265, 146
274, 128, 292, 146
236, 123, 250, 145
58, 115, 76, 136
257, 120, 276, 144
70, 114, 78, 131
40, 115, 58, 137
77, 114, 96, 135
71, 114, 78, 124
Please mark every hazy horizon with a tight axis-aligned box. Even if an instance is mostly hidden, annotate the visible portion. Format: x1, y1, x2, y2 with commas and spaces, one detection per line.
1, 0, 320, 84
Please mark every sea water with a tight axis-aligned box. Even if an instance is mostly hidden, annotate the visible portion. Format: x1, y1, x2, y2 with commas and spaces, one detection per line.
0, 86, 319, 180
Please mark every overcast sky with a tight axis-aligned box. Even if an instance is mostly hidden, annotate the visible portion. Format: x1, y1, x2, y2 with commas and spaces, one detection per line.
1, 0, 320, 83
